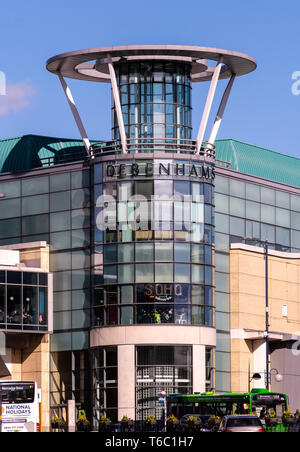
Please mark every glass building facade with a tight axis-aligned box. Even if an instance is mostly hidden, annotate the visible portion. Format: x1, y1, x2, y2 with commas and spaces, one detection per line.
214, 172, 300, 392
92, 157, 214, 330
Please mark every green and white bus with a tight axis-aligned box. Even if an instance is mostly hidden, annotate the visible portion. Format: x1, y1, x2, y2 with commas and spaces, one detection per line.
167, 388, 288, 428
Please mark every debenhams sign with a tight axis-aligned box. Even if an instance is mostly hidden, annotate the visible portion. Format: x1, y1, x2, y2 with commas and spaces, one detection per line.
105, 162, 215, 180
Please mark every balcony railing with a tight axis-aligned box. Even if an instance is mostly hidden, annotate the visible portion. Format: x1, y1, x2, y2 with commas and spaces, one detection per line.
37, 139, 232, 168
89, 138, 216, 159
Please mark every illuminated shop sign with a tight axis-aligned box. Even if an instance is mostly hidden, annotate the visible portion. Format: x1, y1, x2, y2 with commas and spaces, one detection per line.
105, 162, 215, 180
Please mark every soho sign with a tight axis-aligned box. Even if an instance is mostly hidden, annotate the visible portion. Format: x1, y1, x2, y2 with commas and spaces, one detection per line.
105, 161, 215, 180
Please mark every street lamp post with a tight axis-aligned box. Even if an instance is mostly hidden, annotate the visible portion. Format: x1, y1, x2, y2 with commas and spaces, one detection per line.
264, 241, 270, 390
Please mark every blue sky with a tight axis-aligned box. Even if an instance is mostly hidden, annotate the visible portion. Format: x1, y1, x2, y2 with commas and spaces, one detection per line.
0, 0, 300, 157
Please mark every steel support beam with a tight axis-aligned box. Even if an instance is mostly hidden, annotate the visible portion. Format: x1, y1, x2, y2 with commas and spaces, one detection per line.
58, 74, 91, 155
208, 74, 236, 145
196, 56, 223, 154
107, 59, 127, 154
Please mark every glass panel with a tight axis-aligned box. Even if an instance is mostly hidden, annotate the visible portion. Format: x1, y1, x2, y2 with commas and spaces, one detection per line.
174, 263, 190, 283
50, 231, 71, 250
136, 263, 154, 282
230, 180, 245, 198
291, 194, 300, 212
261, 204, 275, 224
155, 242, 173, 261
118, 264, 134, 283
0, 198, 20, 219
261, 223, 275, 243
245, 183, 260, 201
50, 173, 71, 192
7, 272, 21, 284
155, 263, 173, 282
135, 181, 153, 200
22, 176, 49, 196
230, 217, 245, 237
276, 208, 290, 228
215, 194, 229, 214
23, 272, 38, 285
0, 180, 21, 198
191, 285, 204, 304
276, 191, 289, 209
120, 285, 133, 304
192, 265, 204, 284
118, 243, 134, 262
23, 286, 38, 325
120, 306, 133, 325
276, 226, 290, 247
215, 213, 229, 234
50, 191, 71, 212
215, 175, 229, 195
136, 243, 154, 261
104, 244, 117, 263
246, 201, 260, 221
104, 265, 117, 284
7, 285, 21, 325
230, 197, 245, 217
0, 218, 21, 238
261, 187, 275, 205
50, 212, 70, 232
154, 180, 173, 197
174, 243, 190, 262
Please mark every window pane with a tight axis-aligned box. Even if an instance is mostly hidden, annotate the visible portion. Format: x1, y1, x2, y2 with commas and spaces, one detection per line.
261, 187, 275, 205
276, 191, 289, 209
155, 263, 173, 282
136, 243, 154, 261
23, 214, 49, 235
50, 191, 70, 212
155, 242, 173, 261
136, 263, 154, 282
0, 180, 21, 199
245, 183, 260, 202
174, 243, 190, 262
22, 176, 48, 196
174, 263, 190, 283
118, 244, 134, 262
230, 180, 245, 198
118, 264, 134, 283
192, 265, 204, 284
50, 173, 70, 192
230, 197, 245, 217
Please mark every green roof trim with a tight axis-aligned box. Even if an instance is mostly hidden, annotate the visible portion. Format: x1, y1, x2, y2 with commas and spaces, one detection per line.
0, 134, 88, 173
215, 138, 300, 188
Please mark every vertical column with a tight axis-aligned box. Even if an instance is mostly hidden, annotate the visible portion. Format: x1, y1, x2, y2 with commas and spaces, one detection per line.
192, 345, 206, 394
118, 345, 135, 420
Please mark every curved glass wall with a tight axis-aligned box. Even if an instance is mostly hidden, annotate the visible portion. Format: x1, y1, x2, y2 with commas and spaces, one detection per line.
112, 61, 192, 142
92, 158, 214, 327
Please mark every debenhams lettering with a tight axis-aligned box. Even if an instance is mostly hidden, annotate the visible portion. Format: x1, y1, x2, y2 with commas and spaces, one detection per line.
105, 162, 215, 180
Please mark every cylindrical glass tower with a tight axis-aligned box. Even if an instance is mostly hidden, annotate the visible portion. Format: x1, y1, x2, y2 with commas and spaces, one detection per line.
112, 61, 192, 143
